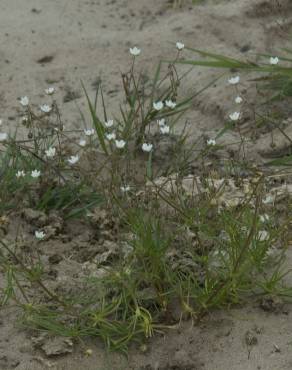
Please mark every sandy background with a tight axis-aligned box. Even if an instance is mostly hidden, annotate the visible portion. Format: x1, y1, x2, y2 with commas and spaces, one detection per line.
1, 0, 292, 161
1, 0, 292, 369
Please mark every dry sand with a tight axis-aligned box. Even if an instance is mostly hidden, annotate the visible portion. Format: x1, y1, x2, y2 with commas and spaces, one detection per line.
1, 0, 292, 369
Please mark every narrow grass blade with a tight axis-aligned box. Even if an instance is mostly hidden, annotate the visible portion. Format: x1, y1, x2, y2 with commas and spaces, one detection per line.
81, 82, 108, 155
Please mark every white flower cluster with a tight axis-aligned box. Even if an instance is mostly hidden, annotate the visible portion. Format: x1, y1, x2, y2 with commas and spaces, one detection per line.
176, 42, 184, 50
84, 129, 95, 136
68, 155, 79, 165
142, 143, 153, 152
270, 56, 279, 65
40, 104, 52, 113
19, 88, 55, 113
20, 96, 29, 106
157, 118, 170, 135
228, 75, 242, 123
115, 139, 126, 149
129, 42, 185, 57
104, 119, 116, 142
35, 230, 46, 240
45, 87, 55, 95
45, 147, 56, 158
16, 169, 41, 179
121, 185, 131, 193
153, 99, 176, 111
129, 47, 141, 56
44, 146, 79, 165
207, 139, 216, 146
226, 54, 279, 124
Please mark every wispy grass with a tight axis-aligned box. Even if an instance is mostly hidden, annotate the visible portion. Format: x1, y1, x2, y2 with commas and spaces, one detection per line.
175, 47, 292, 165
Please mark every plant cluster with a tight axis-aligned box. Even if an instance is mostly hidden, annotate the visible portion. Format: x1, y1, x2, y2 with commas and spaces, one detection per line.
0, 43, 291, 352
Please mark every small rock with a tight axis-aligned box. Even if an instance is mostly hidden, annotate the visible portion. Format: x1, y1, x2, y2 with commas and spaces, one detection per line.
273, 343, 281, 353
245, 330, 258, 346
48, 254, 63, 264
22, 208, 47, 226
37, 55, 54, 64
41, 337, 73, 357
240, 44, 251, 53
63, 89, 81, 103
48, 211, 64, 232
260, 295, 285, 313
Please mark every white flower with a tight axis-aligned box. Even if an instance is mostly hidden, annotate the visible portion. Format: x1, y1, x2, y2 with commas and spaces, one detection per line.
104, 119, 114, 128
105, 132, 116, 141
84, 129, 95, 136
142, 143, 153, 152
235, 96, 243, 104
40, 104, 52, 113
262, 195, 274, 204
260, 214, 270, 223
228, 76, 240, 85
115, 139, 126, 149
45, 87, 55, 95
229, 112, 240, 121
31, 170, 41, 178
153, 101, 164, 111
157, 119, 166, 127
160, 125, 170, 134
68, 155, 79, 165
16, 170, 25, 178
165, 100, 176, 109
129, 47, 141, 56
258, 230, 269, 241
0, 133, 8, 141
176, 42, 184, 50
79, 139, 86, 147
270, 57, 279, 65
207, 139, 216, 146
20, 96, 29, 106
35, 230, 46, 240
45, 147, 56, 158
121, 185, 131, 193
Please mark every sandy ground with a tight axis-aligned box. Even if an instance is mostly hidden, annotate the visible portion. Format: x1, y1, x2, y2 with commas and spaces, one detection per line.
1, 0, 292, 369
1, 0, 292, 161
4, 298, 292, 370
